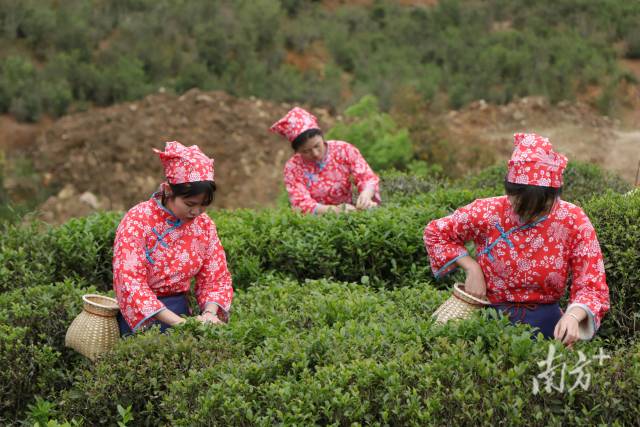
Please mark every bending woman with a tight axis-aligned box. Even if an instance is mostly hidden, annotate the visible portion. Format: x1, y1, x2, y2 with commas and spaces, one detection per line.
113, 141, 233, 335
270, 107, 381, 214
424, 133, 609, 346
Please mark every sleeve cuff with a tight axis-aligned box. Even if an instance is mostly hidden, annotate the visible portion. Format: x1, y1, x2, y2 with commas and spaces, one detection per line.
434, 252, 469, 279
132, 307, 167, 332
566, 303, 596, 340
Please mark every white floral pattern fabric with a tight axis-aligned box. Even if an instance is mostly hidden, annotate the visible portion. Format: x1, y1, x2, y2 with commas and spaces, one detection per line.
423, 196, 609, 329
113, 194, 233, 330
283, 140, 381, 214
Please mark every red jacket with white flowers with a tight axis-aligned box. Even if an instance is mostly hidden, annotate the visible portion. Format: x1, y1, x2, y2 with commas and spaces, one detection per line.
284, 140, 380, 214
424, 196, 609, 336
113, 194, 233, 331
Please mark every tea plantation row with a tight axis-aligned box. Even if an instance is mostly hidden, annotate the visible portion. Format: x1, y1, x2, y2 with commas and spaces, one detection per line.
2, 277, 639, 426
0, 164, 638, 425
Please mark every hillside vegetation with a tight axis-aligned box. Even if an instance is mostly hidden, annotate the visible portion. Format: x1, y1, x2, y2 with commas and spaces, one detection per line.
1, 0, 639, 121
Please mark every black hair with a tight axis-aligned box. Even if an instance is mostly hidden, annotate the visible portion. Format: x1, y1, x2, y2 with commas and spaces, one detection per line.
163, 181, 217, 206
504, 179, 562, 223
291, 128, 323, 151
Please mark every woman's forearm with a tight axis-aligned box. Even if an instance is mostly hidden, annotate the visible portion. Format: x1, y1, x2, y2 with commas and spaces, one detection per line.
315, 204, 335, 215
155, 308, 186, 326
565, 306, 588, 322
456, 255, 480, 272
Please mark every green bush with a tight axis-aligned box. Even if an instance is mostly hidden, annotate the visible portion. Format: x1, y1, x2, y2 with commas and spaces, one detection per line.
58, 326, 238, 426
5, 272, 640, 425
0, 326, 61, 424
583, 191, 640, 339
379, 168, 448, 204
326, 95, 414, 171
0, 222, 57, 293
0, 280, 97, 422
0, 280, 97, 354
155, 279, 638, 426
0, 213, 120, 293
215, 203, 450, 289
55, 277, 443, 425
2, 0, 639, 121
623, 24, 640, 59
1, 170, 638, 342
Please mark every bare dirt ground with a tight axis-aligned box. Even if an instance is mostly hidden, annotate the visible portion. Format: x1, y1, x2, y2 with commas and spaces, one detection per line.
1, 86, 637, 224
443, 96, 639, 185
12, 89, 335, 223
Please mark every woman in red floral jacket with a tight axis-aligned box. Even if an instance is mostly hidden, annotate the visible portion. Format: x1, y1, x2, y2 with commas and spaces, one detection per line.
424, 133, 609, 346
113, 141, 233, 335
270, 107, 381, 214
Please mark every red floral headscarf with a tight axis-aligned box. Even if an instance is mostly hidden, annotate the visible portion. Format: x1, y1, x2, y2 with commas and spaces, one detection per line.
153, 141, 214, 184
270, 107, 320, 142
507, 133, 567, 188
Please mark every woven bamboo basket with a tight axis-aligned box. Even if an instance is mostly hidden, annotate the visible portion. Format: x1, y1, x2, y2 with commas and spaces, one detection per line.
432, 283, 490, 324
65, 294, 120, 361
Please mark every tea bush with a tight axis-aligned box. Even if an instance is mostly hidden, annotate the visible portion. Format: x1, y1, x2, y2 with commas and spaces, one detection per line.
378, 168, 449, 203
0, 279, 97, 354
51, 278, 639, 426
0, 280, 96, 421
215, 203, 445, 289
4, 274, 639, 425
1, 169, 637, 311
0, 212, 120, 293
0, 326, 61, 424
57, 326, 239, 426
583, 191, 640, 339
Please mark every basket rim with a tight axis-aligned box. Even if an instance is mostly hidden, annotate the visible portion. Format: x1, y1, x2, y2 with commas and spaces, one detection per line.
82, 294, 119, 310
453, 283, 490, 306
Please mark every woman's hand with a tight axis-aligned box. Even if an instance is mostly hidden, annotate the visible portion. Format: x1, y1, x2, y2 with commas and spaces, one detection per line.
456, 256, 487, 299
356, 188, 376, 210
554, 308, 586, 347
331, 203, 356, 213
197, 311, 223, 325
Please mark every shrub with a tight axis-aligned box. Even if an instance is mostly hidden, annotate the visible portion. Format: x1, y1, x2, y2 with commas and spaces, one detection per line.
5, 274, 640, 425
58, 324, 240, 426
583, 190, 640, 339
0, 213, 120, 293
94, 56, 150, 106
0, 280, 97, 354
0, 326, 61, 424
3, 0, 640, 122
47, 213, 121, 289
0, 280, 97, 422
326, 95, 414, 171
214, 202, 455, 289
0, 222, 57, 293
158, 279, 640, 426
378, 167, 448, 203
624, 26, 640, 59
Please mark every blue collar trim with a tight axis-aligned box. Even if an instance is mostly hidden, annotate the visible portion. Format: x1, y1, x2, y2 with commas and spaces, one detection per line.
480, 215, 548, 262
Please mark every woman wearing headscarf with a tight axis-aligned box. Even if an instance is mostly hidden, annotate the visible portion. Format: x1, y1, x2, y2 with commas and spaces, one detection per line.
113, 141, 233, 335
270, 107, 381, 214
424, 133, 609, 346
